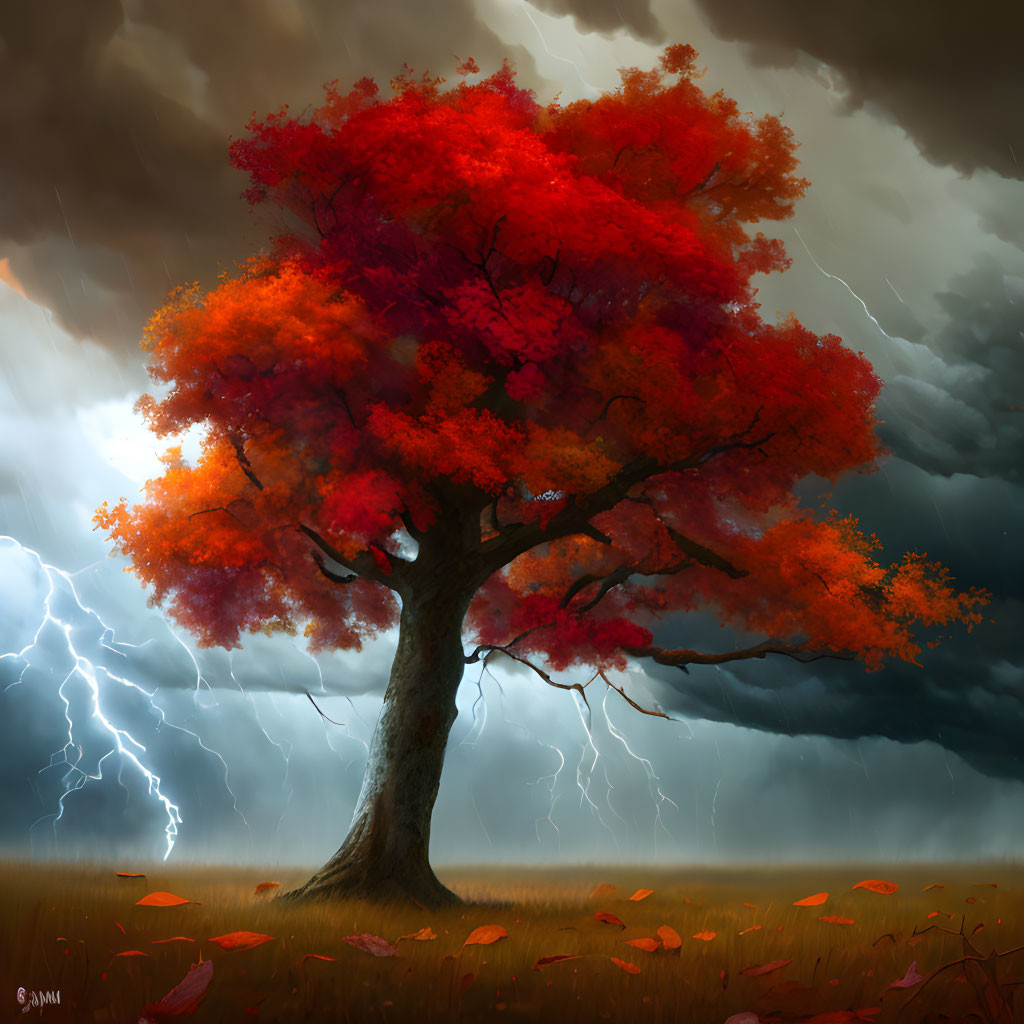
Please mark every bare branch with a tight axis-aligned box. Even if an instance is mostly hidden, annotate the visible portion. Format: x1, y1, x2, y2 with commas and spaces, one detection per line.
598, 669, 676, 721
227, 431, 264, 491
623, 639, 856, 669
310, 550, 357, 585
188, 503, 249, 526
587, 394, 645, 430
304, 689, 346, 726
297, 522, 407, 586
479, 647, 593, 714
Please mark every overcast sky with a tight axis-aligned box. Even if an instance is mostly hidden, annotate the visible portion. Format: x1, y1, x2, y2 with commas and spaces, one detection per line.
1, 0, 1021, 872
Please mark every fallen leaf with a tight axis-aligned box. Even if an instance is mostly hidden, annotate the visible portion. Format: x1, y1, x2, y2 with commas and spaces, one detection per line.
116, 872, 146, 878
300, 954, 336, 963
884, 961, 923, 992
114, 921, 126, 934
136, 892, 198, 908
926, 912, 940, 918
794, 892, 829, 907
595, 911, 626, 928
723, 1015, 759, 1024
740, 959, 794, 978
397, 927, 436, 942
739, 925, 762, 935
965, 896, 981, 904
743, 903, 758, 909
921, 884, 945, 892
971, 923, 985, 936
341, 934, 397, 957
820, 916, 856, 925
464, 925, 508, 947
626, 937, 661, 952
609, 956, 641, 974
692, 930, 716, 941
117, 950, 150, 957
972, 882, 998, 887
138, 958, 213, 1022
852, 880, 898, 895
657, 925, 682, 949
253, 881, 281, 895
152, 937, 196, 945
589, 883, 618, 901
629, 888, 654, 902
531, 955, 581, 970
210, 931, 276, 952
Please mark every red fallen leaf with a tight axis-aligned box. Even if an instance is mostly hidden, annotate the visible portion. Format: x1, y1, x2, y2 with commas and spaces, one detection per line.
629, 888, 654, 902
794, 891, 829, 906
595, 911, 626, 928
341, 934, 397, 957
852, 879, 898, 895
531, 955, 581, 970
927, 911, 940, 918
739, 924, 762, 935
740, 958, 794, 977
626, 937, 660, 952
117, 872, 146, 878
397, 927, 437, 942
464, 925, 507, 946
117, 950, 150, 957
253, 881, 281, 895
589, 883, 618, 900
921, 883, 945, 892
138, 958, 213, 1023
300, 954, 336, 963
136, 892, 198, 907
210, 931, 276, 952
692, 930, 716, 941
966, 896, 980, 904
657, 925, 682, 949
743, 903, 758, 908
723, 1015, 759, 1024
152, 937, 196, 945
115, 921, 126, 934
820, 916, 856, 925
609, 956, 641, 974
884, 960, 923, 992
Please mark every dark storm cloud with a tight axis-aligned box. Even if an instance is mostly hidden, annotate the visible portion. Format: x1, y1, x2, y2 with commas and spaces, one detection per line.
524, 0, 665, 42
0, 0, 540, 353
688, 0, 1024, 180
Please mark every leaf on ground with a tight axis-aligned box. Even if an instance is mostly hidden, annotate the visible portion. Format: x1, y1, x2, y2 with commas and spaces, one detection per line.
972, 882, 998, 887
341, 933, 397, 957
739, 925, 763, 935
657, 925, 682, 949
300, 954, 336, 963
117, 950, 150, 957
253, 881, 281, 895
794, 892, 829, 906
610, 956, 641, 974
626, 937, 661, 952
136, 891, 198, 907
740, 958, 794, 977
629, 888, 654, 901
820, 916, 856, 925
743, 903, 758, 909
852, 879, 898, 895
971, 923, 985, 936
139, 958, 213, 1021
723, 1014, 759, 1024
692, 930, 716, 941
595, 911, 626, 928
966, 896, 981, 904
117, 872, 146, 878
152, 937, 196, 944
210, 931, 276, 952
532, 954, 581, 970
397, 926, 436, 942
464, 925, 508, 946
114, 921, 126, 934
589, 883, 618, 901
921, 883, 945, 892
883, 961, 923, 992
927, 911, 940, 918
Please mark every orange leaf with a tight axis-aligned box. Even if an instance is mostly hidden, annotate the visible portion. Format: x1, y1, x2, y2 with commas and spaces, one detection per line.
626, 937, 660, 952
254, 881, 281, 894
921, 883, 945, 892
740, 958, 794, 977
532, 954, 581, 970
739, 925, 762, 935
610, 956, 641, 974
116, 872, 146, 878
589, 883, 618, 900
692, 930, 716, 941
927, 911, 940, 918
794, 892, 829, 906
966, 896, 980, 904
657, 925, 682, 949
117, 950, 150, 957
820, 916, 856, 925
595, 911, 626, 928
743, 903, 758, 909
629, 888, 654, 901
341, 934, 397, 957
136, 891, 198, 907
139, 958, 213, 1019
210, 931, 275, 951
397, 926, 437, 942
464, 925, 508, 946
300, 954, 336, 963
851, 879, 898, 895
151, 936, 195, 944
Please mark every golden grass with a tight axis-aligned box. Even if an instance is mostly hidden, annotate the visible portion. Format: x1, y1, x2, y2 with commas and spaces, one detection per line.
3, 860, 1024, 1023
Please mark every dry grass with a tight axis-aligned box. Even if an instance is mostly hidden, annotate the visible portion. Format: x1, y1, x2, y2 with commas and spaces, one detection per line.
3, 859, 1024, 1022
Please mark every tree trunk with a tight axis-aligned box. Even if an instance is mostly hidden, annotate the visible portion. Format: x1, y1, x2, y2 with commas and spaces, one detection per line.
282, 583, 471, 908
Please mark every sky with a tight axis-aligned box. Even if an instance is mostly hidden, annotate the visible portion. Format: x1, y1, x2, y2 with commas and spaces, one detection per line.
0, 0, 1022, 872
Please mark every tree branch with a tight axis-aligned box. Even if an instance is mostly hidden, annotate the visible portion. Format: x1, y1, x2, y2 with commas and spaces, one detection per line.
296, 523, 408, 586
622, 639, 856, 669
310, 550, 358, 585
228, 431, 264, 491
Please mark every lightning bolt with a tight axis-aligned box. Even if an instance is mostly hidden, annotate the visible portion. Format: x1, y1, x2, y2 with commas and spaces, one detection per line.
570, 690, 620, 846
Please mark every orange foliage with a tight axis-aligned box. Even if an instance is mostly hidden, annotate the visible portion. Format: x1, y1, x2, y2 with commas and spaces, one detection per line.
135, 892, 197, 907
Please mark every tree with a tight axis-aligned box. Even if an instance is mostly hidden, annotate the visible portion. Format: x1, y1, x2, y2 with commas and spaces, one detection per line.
94, 47, 988, 908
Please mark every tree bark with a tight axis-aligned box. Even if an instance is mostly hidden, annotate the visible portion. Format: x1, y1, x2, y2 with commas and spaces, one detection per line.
282, 582, 471, 908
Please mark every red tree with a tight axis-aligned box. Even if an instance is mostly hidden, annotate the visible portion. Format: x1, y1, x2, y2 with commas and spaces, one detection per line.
95, 47, 987, 907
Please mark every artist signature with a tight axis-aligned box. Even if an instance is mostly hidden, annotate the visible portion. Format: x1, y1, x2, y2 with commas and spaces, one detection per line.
16, 987, 61, 1014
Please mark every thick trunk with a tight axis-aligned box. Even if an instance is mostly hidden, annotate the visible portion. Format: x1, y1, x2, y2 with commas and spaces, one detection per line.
283, 583, 471, 908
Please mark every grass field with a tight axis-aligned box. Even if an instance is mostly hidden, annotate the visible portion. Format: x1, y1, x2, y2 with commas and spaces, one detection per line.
3, 860, 1023, 1023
